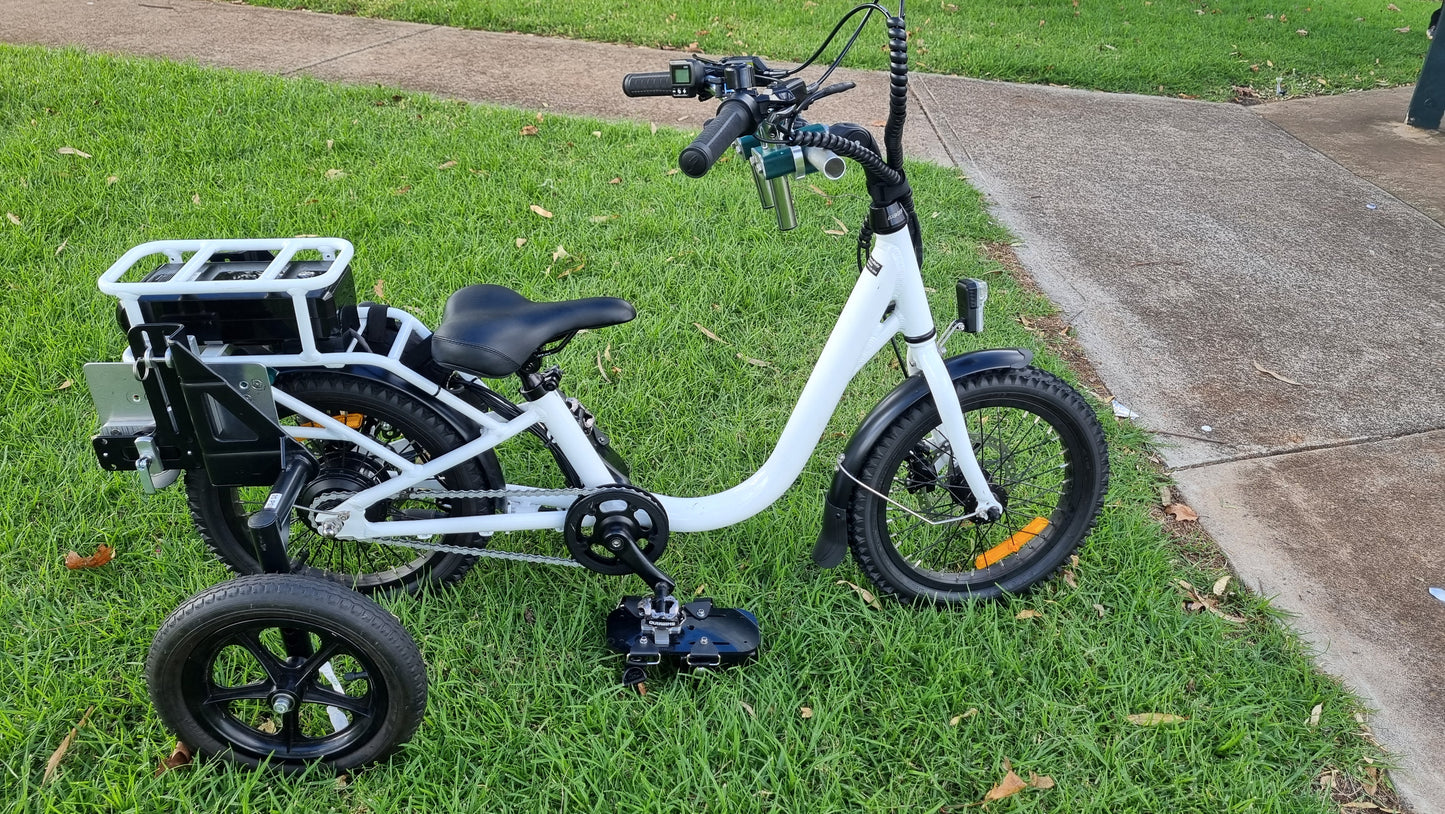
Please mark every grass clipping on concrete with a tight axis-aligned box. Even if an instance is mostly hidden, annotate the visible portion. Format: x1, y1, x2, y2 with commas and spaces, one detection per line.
0, 45, 1392, 812
239, 0, 1436, 101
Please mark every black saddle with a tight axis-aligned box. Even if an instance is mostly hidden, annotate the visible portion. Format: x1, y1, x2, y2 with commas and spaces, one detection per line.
431, 284, 636, 378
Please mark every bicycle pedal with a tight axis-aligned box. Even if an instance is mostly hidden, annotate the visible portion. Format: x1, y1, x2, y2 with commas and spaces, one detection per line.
606, 596, 761, 669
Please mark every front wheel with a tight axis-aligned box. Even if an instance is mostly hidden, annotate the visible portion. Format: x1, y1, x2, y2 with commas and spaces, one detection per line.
846, 367, 1109, 603
146, 574, 427, 771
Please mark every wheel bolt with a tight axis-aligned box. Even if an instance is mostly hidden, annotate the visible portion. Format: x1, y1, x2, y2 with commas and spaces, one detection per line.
271, 693, 296, 714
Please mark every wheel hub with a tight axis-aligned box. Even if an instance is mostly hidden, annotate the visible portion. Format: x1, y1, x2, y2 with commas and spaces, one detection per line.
269, 690, 298, 715
297, 452, 389, 534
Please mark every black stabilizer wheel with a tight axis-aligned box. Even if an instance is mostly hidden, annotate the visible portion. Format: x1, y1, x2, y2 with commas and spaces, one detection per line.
846, 367, 1109, 603
563, 485, 668, 575
146, 574, 427, 771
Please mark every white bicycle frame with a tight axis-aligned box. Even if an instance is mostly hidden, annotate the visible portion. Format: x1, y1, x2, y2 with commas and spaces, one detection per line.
101, 232, 1001, 541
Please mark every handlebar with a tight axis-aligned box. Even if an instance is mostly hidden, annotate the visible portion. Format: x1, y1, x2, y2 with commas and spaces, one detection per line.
622, 71, 675, 98
678, 96, 757, 178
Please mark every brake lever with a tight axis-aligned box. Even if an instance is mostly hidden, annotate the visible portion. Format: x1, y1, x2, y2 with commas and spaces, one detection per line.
797, 82, 856, 113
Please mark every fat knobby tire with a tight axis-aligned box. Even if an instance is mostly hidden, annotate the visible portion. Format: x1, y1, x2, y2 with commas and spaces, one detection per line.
846, 367, 1109, 603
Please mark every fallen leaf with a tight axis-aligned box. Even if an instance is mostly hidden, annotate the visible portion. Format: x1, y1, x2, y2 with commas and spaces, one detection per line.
438, 160, 458, 170
325, 168, 346, 180
57, 146, 92, 158
984, 770, 1028, 801
799, 706, 814, 719
737, 353, 772, 368
373, 279, 384, 299
1062, 569, 1078, 589
589, 214, 618, 224
515, 237, 527, 248
552, 245, 569, 261
326, 139, 334, 150
650, 122, 658, 135
57, 379, 72, 391
1388, 3, 1400, 10
520, 125, 540, 136
191, 193, 202, 205
1212, 575, 1231, 597
666, 168, 680, 176
1341, 803, 1381, 810
635, 682, 646, 697
1127, 712, 1187, 726
830, 216, 849, 234
1296, 28, 1309, 35
609, 177, 622, 184
535, 112, 545, 123
1307, 702, 1323, 727
523, 607, 535, 625
1252, 360, 1300, 386
154, 740, 192, 776
55, 240, 68, 256
557, 262, 585, 279
1029, 773, 1056, 790
44, 706, 95, 784
530, 204, 553, 219
1158, 485, 1173, 506
1395, 26, 1411, 33
5, 212, 19, 226
823, 227, 848, 236
64, 545, 114, 569
392, 185, 412, 196
1016, 609, 1043, 620
741, 701, 756, 718
694, 323, 727, 344
1093, 603, 1107, 617
1165, 502, 1198, 522
949, 708, 979, 726
836, 580, 884, 611
592, 130, 602, 138
694, 584, 707, 596
596, 352, 611, 383
106, 175, 118, 186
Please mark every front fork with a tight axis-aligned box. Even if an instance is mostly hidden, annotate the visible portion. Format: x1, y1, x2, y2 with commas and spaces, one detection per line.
905, 340, 1002, 521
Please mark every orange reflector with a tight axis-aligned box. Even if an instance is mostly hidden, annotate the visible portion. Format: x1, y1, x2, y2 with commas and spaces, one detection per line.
299, 413, 365, 429
975, 516, 1050, 569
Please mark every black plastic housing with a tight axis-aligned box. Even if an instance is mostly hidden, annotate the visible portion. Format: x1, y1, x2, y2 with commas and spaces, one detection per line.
134, 260, 357, 348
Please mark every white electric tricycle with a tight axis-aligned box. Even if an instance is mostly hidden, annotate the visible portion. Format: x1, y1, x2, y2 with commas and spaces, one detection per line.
85, 1, 1108, 770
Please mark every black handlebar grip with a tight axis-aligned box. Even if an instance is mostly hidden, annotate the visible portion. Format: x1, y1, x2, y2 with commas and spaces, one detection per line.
622, 72, 675, 97
679, 98, 756, 178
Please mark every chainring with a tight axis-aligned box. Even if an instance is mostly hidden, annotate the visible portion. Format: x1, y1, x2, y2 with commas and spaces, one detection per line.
562, 485, 669, 575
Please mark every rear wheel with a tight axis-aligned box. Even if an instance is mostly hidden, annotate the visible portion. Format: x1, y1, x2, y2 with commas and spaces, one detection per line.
846, 368, 1109, 603
187, 371, 498, 594
146, 574, 427, 770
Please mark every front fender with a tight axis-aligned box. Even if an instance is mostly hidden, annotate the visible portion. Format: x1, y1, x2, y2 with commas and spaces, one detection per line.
811, 347, 1033, 568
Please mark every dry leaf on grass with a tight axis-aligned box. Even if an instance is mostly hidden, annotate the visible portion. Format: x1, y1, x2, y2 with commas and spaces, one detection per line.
64, 545, 113, 570
515, 238, 527, 248
552, 245, 569, 261
43, 706, 94, 784
324, 168, 346, 180
736, 353, 771, 368
1307, 702, 1323, 727
1212, 575, 1231, 596
58, 146, 92, 158
694, 323, 727, 344
1126, 712, 1187, 726
520, 125, 539, 136
530, 204, 553, 219
741, 701, 756, 718
154, 740, 192, 776
984, 770, 1028, 801
836, 580, 884, 611
799, 706, 814, 719
1015, 609, 1043, 620
438, 160, 458, 170
949, 708, 979, 726
373, 279, 384, 299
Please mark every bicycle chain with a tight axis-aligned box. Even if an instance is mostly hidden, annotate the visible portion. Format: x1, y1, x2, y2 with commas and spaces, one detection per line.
303, 486, 598, 568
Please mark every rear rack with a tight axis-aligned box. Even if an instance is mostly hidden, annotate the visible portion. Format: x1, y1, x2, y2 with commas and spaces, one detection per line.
99, 237, 356, 357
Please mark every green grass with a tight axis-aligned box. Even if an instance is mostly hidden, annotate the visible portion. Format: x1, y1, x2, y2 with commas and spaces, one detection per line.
252, 0, 1436, 99
0, 45, 1391, 812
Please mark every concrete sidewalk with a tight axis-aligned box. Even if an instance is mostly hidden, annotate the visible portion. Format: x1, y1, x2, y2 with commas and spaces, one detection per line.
6, 0, 1444, 809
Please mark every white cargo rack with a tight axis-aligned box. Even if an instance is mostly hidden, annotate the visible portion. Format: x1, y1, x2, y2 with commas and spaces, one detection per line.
99, 237, 355, 355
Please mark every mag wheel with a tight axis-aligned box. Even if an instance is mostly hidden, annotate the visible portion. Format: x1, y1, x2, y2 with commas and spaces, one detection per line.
146, 574, 427, 770
187, 371, 498, 594
847, 368, 1109, 603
